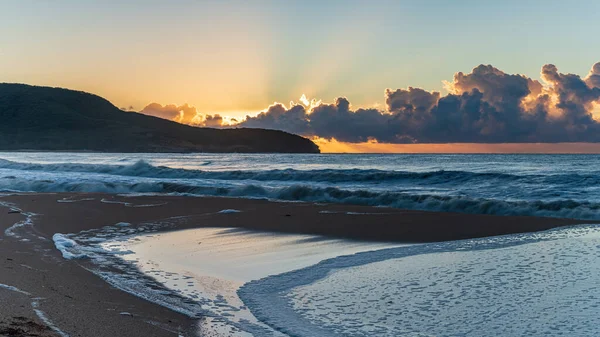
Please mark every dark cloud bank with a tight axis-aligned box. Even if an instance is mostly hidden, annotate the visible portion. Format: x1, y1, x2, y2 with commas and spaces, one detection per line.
144, 62, 600, 143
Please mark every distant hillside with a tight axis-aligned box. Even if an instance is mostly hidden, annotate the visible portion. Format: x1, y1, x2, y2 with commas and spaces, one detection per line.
0, 83, 320, 153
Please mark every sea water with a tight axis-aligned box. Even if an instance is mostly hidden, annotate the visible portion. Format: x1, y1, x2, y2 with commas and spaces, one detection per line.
2, 152, 600, 219
5, 152, 600, 335
237, 225, 600, 337
54, 221, 600, 336
100, 228, 402, 335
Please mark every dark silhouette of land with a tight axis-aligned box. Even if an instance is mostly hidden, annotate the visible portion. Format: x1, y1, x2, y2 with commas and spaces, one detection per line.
0, 83, 320, 153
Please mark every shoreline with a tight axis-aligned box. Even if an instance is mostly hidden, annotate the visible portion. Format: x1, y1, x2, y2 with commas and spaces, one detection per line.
3, 149, 600, 155
1, 192, 596, 336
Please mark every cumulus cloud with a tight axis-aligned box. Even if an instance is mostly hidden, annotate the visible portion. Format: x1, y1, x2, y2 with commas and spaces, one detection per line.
138, 62, 600, 143
240, 62, 600, 143
242, 103, 310, 134
139, 103, 198, 124
586, 62, 600, 88
202, 114, 225, 127
138, 103, 227, 127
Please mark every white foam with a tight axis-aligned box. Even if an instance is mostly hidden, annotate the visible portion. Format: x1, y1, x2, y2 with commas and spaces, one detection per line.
4, 217, 31, 238
318, 210, 390, 215
239, 225, 600, 337
99, 198, 166, 208
57, 197, 95, 203
0, 284, 69, 336
0, 283, 31, 295
50, 216, 211, 323
100, 198, 131, 206
52, 233, 87, 259
217, 209, 241, 214
57, 218, 600, 336
102, 227, 403, 335
0, 201, 42, 241
130, 203, 168, 208
32, 299, 70, 337
3, 209, 37, 239
345, 211, 391, 215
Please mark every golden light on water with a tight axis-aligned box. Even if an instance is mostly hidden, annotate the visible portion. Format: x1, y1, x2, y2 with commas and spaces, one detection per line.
314, 138, 600, 154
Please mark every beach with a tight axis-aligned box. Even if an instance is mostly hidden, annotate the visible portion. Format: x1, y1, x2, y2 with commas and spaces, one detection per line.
3, 4, 600, 334
0, 192, 593, 336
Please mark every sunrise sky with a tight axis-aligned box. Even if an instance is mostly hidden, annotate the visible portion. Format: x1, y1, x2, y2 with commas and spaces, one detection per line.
2, 0, 600, 152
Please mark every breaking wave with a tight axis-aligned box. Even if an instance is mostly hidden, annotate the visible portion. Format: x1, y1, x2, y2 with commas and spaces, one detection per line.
1, 176, 599, 219
0, 158, 599, 186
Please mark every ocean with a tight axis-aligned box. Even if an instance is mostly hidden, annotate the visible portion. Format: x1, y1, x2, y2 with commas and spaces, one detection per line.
1, 152, 599, 219
6, 152, 600, 336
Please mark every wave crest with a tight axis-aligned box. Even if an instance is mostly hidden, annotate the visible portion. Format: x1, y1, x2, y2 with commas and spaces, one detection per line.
1, 176, 599, 219
1, 158, 598, 186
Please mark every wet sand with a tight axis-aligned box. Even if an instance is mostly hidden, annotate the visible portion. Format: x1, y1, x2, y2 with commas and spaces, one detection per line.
0, 193, 594, 336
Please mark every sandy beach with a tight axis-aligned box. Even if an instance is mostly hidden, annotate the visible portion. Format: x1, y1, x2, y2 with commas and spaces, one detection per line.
0, 192, 594, 336
4, 2, 600, 334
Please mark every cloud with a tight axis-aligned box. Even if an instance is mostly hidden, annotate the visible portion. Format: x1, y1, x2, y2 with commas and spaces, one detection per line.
386, 87, 440, 114
138, 62, 600, 143
242, 103, 310, 135
138, 103, 227, 127
240, 62, 600, 143
309, 98, 393, 142
586, 62, 600, 88
139, 103, 199, 124
202, 114, 225, 127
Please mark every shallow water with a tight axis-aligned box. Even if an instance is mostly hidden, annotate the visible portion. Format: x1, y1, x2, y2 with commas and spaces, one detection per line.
238, 225, 600, 337
286, 231, 600, 336
52, 218, 600, 336
48, 216, 402, 336
103, 227, 402, 335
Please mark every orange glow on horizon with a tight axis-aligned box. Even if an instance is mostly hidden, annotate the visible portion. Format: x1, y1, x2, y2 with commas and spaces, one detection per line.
313, 138, 600, 154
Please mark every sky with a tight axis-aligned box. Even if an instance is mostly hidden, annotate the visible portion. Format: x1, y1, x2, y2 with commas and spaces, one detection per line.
2, 0, 600, 152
